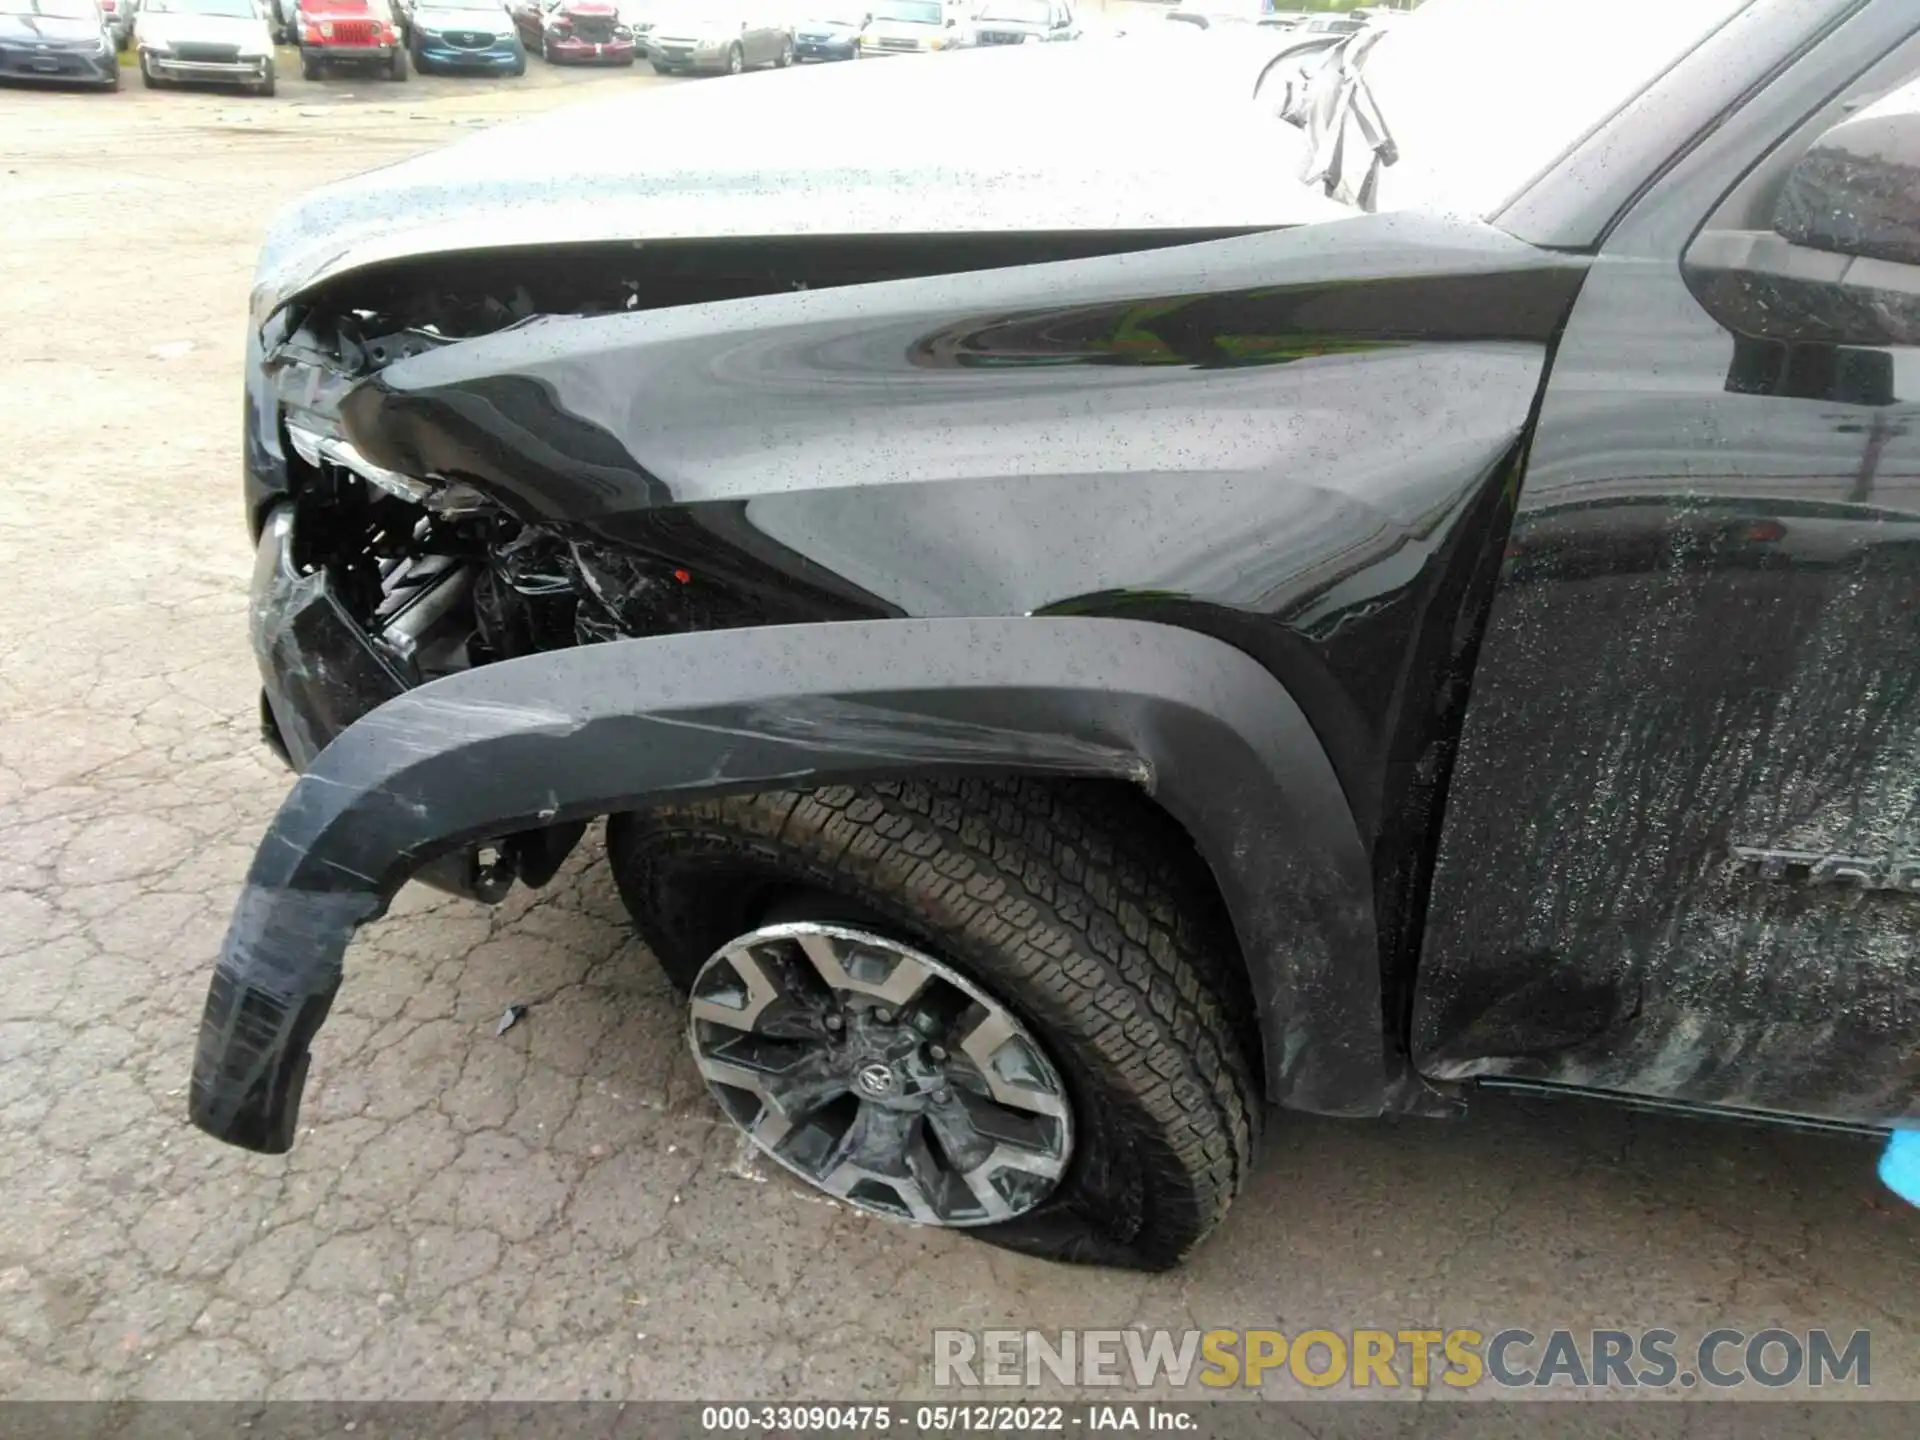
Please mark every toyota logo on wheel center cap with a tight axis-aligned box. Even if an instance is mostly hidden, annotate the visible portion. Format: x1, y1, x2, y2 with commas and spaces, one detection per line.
855, 1062, 895, 1097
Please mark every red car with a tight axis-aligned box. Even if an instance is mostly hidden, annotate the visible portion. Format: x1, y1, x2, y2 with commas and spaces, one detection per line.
509, 0, 632, 62
297, 0, 408, 77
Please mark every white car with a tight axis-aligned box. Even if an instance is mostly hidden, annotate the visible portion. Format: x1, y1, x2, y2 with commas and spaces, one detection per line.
857, 0, 965, 54
134, 0, 277, 91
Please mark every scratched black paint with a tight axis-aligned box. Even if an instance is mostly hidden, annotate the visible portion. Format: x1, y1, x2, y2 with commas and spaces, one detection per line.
1419, 95, 1920, 1124
335, 218, 1586, 1102
208, 24, 1920, 1156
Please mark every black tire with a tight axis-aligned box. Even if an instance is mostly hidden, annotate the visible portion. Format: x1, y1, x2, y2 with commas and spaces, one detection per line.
139, 51, 156, 86
649, 57, 675, 72
509, 51, 525, 74
607, 777, 1261, 1270
387, 44, 407, 78
724, 40, 741, 73
300, 50, 320, 79
541, 32, 554, 61
774, 33, 791, 66
256, 56, 275, 94
103, 61, 121, 89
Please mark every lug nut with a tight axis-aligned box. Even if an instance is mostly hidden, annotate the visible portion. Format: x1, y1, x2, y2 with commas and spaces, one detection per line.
931, 1087, 950, 1104
874, 1007, 894, 1024
928, 1044, 948, 1063
824, 1014, 844, 1032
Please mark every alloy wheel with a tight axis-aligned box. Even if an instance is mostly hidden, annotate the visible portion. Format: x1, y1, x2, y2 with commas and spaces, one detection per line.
688, 922, 1073, 1225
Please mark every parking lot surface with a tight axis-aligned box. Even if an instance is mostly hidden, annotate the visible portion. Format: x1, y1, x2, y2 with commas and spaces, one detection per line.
2, 54, 1918, 1414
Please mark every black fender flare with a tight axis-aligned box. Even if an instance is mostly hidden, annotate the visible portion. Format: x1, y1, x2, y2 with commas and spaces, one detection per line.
189, 617, 1384, 1153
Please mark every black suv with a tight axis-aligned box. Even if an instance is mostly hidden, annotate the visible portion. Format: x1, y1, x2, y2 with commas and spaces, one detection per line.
192, 1, 1920, 1270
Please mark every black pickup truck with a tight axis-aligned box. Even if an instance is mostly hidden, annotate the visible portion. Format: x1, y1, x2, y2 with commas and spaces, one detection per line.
192, 1, 1920, 1269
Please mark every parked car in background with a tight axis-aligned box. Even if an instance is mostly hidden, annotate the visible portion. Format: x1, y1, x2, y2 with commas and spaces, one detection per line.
619, 0, 658, 54
792, 3, 861, 60
510, 0, 632, 62
971, 0, 1076, 46
409, 0, 522, 71
1295, 11, 1363, 35
857, 0, 960, 54
297, 0, 406, 74
134, 0, 275, 90
1165, 0, 1291, 31
98, 0, 130, 45
646, 2, 788, 73
0, 0, 119, 85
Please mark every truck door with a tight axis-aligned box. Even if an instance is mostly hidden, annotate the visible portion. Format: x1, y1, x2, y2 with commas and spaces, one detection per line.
1415, 55, 1920, 1123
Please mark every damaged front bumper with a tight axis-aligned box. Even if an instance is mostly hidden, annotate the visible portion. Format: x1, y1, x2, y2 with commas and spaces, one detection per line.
252, 505, 410, 772
250, 502, 577, 902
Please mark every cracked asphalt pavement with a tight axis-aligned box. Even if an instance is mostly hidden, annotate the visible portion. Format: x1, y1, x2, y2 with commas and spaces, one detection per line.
2, 60, 1918, 1414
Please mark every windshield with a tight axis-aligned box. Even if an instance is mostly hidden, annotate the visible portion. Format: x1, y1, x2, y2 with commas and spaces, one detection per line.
871, 0, 938, 22
141, 0, 257, 14
1302, 14, 1360, 30
1338, 0, 1757, 216
0, 0, 96, 15
978, 0, 1046, 21
417, 0, 500, 10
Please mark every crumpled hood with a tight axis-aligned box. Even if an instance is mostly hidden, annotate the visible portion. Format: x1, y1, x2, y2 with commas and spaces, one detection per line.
139, 10, 272, 49
253, 33, 1350, 319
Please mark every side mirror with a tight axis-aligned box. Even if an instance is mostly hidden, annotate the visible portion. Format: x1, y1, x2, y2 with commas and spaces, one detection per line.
1774, 91, 1920, 272
1686, 78, 1920, 362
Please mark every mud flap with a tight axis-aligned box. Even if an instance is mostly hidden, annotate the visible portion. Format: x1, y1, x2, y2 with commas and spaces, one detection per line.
188, 617, 1381, 1153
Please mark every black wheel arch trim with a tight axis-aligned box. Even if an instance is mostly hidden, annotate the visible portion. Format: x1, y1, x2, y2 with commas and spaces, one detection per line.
188, 616, 1384, 1153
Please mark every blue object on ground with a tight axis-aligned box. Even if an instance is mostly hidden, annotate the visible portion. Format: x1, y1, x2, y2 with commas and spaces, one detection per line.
1880, 1131, 1920, 1207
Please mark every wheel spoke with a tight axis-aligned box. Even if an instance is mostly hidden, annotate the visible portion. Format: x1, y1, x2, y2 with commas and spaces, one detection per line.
689, 940, 782, 1031
794, 931, 935, 1008
819, 1104, 945, 1224
957, 1009, 1069, 1119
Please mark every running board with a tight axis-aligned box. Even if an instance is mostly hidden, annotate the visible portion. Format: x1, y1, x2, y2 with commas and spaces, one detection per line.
1472, 1077, 1890, 1140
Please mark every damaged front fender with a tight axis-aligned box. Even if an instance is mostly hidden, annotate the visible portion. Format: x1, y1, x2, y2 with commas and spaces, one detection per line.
189, 617, 1379, 1154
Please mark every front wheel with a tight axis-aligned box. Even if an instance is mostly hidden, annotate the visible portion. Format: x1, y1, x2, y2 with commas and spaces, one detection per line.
255, 56, 274, 94
300, 49, 320, 79
139, 50, 157, 86
649, 57, 675, 72
386, 44, 408, 78
774, 34, 791, 66
608, 777, 1261, 1270
724, 40, 741, 74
